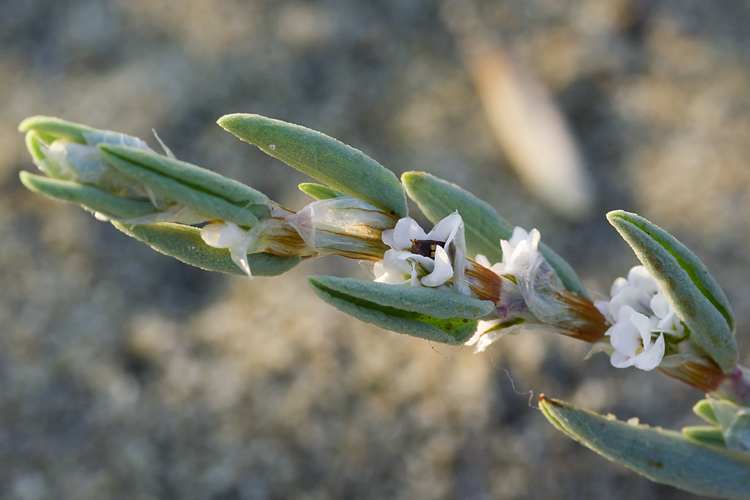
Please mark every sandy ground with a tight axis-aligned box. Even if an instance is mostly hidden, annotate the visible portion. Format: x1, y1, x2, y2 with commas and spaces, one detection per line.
1, 0, 749, 498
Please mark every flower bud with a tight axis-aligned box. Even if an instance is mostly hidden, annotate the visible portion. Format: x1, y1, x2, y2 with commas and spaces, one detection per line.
31, 126, 154, 201
287, 197, 397, 261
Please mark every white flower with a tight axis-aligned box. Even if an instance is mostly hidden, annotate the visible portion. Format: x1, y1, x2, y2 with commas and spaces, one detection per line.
475, 227, 543, 278
501, 227, 543, 275
201, 221, 254, 277
200, 205, 316, 278
607, 305, 665, 371
373, 212, 466, 290
595, 265, 661, 323
649, 291, 685, 336
595, 265, 684, 371
467, 226, 569, 352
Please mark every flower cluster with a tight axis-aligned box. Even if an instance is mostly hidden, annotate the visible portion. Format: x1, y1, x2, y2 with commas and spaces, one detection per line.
373, 212, 467, 291
466, 227, 547, 352
368, 217, 609, 354
595, 266, 685, 371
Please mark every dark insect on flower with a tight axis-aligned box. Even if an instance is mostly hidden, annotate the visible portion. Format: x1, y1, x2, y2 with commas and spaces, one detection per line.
410, 239, 446, 258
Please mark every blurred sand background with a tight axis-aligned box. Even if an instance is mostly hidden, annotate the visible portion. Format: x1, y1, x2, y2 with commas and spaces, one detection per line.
2, 0, 750, 498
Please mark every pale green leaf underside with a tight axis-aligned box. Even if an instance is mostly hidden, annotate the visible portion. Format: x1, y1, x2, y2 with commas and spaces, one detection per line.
540, 396, 750, 499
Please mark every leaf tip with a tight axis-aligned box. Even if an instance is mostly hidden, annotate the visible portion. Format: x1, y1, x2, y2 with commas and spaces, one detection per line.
217, 113, 261, 137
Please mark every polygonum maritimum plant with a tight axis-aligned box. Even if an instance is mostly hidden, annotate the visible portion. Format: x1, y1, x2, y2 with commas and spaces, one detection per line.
19, 114, 750, 498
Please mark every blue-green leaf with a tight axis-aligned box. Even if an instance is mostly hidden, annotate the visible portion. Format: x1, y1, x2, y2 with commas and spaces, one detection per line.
607, 210, 737, 373
308, 276, 494, 345
99, 144, 271, 227
20, 171, 159, 220
540, 396, 750, 499
217, 114, 408, 218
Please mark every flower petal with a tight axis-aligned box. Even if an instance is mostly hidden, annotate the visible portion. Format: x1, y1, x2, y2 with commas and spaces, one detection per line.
632, 333, 665, 371
387, 217, 427, 250
608, 286, 652, 318
200, 222, 245, 249
608, 320, 642, 356
595, 299, 614, 324
475, 254, 492, 268
628, 265, 660, 296
610, 350, 637, 368
426, 212, 462, 243
610, 277, 629, 297
650, 291, 670, 319
421, 245, 453, 287
508, 226, 531, 247
629, 309, 653, 348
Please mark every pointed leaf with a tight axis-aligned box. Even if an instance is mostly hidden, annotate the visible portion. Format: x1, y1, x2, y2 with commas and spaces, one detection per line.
217, 114, 408, 218
402, 171, 590, 299
540, 396, 750, 499
100, 144, 270, 227
19, 116, 96, 144
298, 183, 344, 200
24, 131, 47, 163
20, 171, 160, 220
607, 210, 737, 373
113, 222, 301, 276
694, 399, 720, 425
682, 426, 728, 448
24, 130, 75, 179
308, 276, 494, 345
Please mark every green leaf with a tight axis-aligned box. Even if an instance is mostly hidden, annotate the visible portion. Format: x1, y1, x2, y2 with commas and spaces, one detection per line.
402, 171, 590, 299
19, 116, 96, 144
402, 171, 512, 262
112, 222, 301, 276
24, 130, 47, 163
217, 114, 408, 218
20, 171, 160, 220
99, 144, 271, 227
298, 183, 344, 200
708, 398, 750, 454
607, 210, 737, 373
695, 399, 720, 425
23, 130, 73, 179
540, 396, 750, 499
683, 426, 727, 448
308, 276, 494, 345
